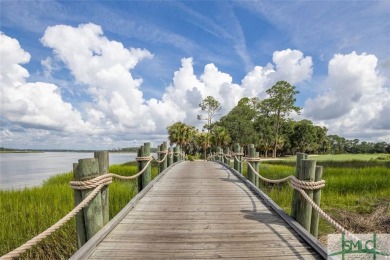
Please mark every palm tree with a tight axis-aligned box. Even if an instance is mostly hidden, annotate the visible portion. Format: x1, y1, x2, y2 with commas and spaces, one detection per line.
196, 132, 211, 160
210, 126, 231, 147
167, 122, 197, 153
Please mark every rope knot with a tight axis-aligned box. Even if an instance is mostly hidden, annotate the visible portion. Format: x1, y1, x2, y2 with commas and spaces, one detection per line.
290, 176, 325, 190
136, 156, 153, 162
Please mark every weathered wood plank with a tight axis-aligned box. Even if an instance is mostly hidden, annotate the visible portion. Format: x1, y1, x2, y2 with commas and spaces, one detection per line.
79, 161, 322, 259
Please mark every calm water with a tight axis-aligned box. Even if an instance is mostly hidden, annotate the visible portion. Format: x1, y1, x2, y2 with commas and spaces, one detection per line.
0, 152, 138, 190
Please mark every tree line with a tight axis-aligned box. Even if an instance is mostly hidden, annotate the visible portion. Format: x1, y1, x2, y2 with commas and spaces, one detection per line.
167, 81, 390, 158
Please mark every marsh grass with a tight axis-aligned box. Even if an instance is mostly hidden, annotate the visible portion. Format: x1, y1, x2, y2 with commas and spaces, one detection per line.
0, 161, 159, 259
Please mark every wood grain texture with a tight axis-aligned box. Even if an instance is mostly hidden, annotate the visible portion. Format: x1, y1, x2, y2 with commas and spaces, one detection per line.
86, 161, 322, 259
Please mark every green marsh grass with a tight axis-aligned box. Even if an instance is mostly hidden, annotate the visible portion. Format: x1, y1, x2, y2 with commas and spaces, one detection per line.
0, 161, 159, 259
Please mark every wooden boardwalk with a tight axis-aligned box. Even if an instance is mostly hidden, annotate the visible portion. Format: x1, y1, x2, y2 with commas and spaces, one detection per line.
80, 161, 322, 259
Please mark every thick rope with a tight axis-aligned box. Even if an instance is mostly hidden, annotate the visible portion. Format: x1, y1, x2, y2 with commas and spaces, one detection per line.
135, 156, 153, 161
1, 184, 104, 259
233, 155, 247, 163
2, 157, 154, 259
70, 158, 153, 190
223, 155, 231, 161
156, 150, 168, 154
291, 184, 376, 253
151, 152, 168, 164
173, 152, 185, 157
70, 174, 112, 190
246, 157, 262, 162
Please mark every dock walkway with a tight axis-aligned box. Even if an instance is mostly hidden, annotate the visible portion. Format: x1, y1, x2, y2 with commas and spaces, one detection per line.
83, 161, 321, 259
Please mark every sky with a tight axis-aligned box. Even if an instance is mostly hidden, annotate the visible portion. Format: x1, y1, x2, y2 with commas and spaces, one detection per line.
0, 0, 389, 150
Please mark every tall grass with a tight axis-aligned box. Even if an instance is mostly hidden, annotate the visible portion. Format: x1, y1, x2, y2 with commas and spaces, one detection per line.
0, 161, 159, 259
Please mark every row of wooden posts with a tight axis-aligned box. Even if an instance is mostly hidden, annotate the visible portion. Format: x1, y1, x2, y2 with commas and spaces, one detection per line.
72, 142, 184, 248
210, 143, 323, 239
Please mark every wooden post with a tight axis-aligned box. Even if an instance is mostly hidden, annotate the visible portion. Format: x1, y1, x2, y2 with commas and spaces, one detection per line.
255, 152, 260, 187
177, 145, 181, 161
74, 158, 104, 247
94, 151, 109, 225
296, 159, 316, 232
157, 145, 161, 174
233, 143, 240, 172
239, 147, 244, 174
310, 166, 323, 238
137, 145, 144, 192
173, 146, 178, 163
167, 147, 173, 167
159, 142, 167, 173
217, 147, 221, 162
142, 142, 151, 188
137, 143, 151, 191
224, 147, 230, 165
291, 152, 308, 220
247, 144, 255, 184
73, 163, 86, 248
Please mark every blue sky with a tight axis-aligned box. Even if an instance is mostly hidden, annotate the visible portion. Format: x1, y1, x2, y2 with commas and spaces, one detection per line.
0, 0, 389, 149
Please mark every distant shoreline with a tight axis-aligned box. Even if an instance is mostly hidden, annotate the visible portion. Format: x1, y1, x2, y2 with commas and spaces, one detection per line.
0, 148, 157, 153
0, 151, 43, 154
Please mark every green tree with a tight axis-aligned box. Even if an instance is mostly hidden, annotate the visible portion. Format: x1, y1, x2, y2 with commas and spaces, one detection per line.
290, 120, 318, 153
197, 96, 222, 131
218, 97, 258, 147
314, 126, 330, 154
260, 81, 301, 157
195, 132, 212, 160
254, 114, 274, 157
210, 126, 231, 147
166, 122, 197, 153
327, 135, 346, 154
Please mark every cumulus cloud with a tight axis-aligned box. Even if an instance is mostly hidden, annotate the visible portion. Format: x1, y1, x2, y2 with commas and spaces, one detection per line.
0, 32, 30, 85
41, 23, 155, 132
304, 51, 390, 140
0, 33, 89, 133
272, 49, 313, 84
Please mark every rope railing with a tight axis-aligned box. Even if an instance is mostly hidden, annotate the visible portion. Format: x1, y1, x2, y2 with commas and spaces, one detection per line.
244, 156, 362, 238
233, 155, 247, 163
1, 143, 185, 259
151, 152, 169, 164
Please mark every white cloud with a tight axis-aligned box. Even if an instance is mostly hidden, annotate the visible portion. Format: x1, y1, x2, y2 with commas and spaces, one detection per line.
241, 65, 274, 99
304, 51, 390, 141
0, 32, 30, 85
0, 33, 89, 133
41, 23, 154, 132
272, 49, 313, 84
